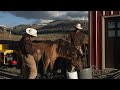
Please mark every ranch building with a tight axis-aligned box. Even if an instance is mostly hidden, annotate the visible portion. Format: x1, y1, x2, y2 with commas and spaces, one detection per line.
89, 11, 120, 70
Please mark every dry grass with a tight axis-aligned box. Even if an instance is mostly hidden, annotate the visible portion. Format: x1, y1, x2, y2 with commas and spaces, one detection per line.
0, 33, 21, 41
0, 33, 88, 41
0, 33, 67, 41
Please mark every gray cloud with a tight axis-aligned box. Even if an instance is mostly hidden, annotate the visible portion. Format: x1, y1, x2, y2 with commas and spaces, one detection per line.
3, 11, 88, 24
66, 11, 88, 18
3, 11, 52, 19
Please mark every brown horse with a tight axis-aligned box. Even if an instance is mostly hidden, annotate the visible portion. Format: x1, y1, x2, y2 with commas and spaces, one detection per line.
40, 39, 83, 79
22, 39, 83, 79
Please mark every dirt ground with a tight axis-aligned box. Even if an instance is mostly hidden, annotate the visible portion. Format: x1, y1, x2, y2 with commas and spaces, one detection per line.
0, 66, 22, 79
0, 65, 120, 79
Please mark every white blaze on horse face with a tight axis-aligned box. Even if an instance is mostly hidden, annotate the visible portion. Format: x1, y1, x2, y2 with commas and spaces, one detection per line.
80, 48, 83, 55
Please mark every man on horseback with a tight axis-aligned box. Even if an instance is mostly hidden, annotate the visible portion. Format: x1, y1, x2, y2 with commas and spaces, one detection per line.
18, 28, 38, 79
69, 23, 85, 56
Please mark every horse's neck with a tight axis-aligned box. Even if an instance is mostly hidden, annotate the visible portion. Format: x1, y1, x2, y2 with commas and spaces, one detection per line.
57, 46, 71, 60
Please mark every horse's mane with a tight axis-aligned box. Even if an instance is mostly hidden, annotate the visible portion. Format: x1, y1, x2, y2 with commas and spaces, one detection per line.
33, 40, 53, 44
53, 39, 73, 47
54, 39, 81, 59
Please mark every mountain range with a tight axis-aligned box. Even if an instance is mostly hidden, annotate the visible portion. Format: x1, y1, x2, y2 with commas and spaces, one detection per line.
1, 19, 88, 35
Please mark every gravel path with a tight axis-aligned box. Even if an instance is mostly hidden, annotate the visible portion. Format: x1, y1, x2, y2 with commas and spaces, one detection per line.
0, 66, 22, 79
0, 66, 120, 79
92, 68, 120, 79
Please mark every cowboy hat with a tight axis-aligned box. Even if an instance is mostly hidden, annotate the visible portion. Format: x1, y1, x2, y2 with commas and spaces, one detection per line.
75, 23, 83, 30
26, 28, 37, 37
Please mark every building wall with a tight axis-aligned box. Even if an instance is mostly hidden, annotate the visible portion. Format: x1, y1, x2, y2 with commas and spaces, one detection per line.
89, 11, 120, 70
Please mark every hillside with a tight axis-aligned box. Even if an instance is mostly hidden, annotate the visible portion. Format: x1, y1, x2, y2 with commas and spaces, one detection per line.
10, 19, 88, 35
39, 19, 88, 30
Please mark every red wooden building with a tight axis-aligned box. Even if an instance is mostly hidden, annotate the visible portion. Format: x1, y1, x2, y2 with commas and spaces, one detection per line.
89, 11, 120, 70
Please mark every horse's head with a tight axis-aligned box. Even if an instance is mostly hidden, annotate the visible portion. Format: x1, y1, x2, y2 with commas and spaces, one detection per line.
70, 48, 83, 70
55, 40, 84, 70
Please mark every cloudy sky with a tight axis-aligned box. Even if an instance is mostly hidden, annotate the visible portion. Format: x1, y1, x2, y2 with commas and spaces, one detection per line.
0, 11, 88, 27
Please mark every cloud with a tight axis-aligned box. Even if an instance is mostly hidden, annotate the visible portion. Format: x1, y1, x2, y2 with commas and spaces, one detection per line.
3, 11, 88, 23
3, 11, 51, 19
66, 11, 88, 19
34, 19, 54, 24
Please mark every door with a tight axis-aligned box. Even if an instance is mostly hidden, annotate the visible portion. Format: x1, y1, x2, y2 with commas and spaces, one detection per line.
105, 16, 120, 69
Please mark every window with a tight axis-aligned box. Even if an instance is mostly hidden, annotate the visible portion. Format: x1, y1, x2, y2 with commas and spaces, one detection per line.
108, 30, 115, 37
108, 22, 115, 29
118, 30, 120, 37
117, 21, 120, 28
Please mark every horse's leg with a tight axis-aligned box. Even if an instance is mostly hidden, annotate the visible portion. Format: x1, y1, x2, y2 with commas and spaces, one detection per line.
49, 61, 55, 79
43, 58, 50, 79
33, 51, 42, 79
